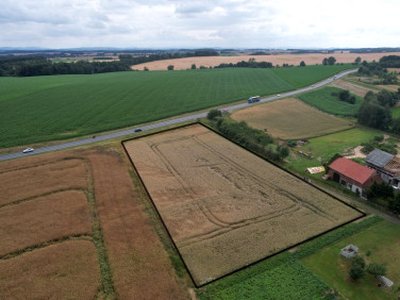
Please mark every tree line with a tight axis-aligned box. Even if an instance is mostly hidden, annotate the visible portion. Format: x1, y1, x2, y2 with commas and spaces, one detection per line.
0, 56, 130, 76
206, 110, 289, 162
0, 50, 220, 77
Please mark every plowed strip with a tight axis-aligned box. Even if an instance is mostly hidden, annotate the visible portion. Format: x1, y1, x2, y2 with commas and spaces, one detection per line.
0, 240, 100, 300
0, 190, 92, 257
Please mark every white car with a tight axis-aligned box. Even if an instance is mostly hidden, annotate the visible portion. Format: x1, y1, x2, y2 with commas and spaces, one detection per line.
277, 94, 281, 97
22, 148, 34, 153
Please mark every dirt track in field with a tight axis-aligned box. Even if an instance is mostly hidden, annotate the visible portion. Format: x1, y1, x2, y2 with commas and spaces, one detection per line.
131, 52, 400, 71
0, 147, 188, 299
125, 124, 363, 285
231, 98, 352, 139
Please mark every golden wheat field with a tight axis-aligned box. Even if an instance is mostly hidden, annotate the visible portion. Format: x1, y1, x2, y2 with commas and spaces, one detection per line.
231, 98, 352, 139
124, 124, 363, 285
131, 52, 400, 70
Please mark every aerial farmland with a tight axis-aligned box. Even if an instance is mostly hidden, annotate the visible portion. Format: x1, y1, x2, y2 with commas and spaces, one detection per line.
124, 124, 363, 286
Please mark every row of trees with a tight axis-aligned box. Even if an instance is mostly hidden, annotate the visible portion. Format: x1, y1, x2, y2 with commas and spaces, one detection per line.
207, 110, 289, 162
0, 56, 131, 76
358, 60, 399, 84
215, 58, 273, 69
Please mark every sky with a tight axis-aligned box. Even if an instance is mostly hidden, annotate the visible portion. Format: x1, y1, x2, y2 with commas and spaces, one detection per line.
1, 0, 399, 49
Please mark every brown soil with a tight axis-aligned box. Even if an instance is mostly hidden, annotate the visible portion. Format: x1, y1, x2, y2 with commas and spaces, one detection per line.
231, 98, 352, 140
0, 190, 92, 257
330, 80, 375, 97
0, 158, 87, 206
124, 124, 362, 285
131, 52, 400, 71
87, 147, 188, 299
0, 240, 100, 300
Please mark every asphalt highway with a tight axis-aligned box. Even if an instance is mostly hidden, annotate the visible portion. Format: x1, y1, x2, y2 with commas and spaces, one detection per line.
0, 68, 357, 162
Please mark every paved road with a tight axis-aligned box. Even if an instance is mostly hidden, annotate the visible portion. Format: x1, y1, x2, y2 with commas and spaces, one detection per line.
0, 69, 357, 162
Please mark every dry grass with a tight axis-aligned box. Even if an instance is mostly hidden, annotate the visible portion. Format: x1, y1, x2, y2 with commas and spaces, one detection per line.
131, 52, 400, 71
0, 190, 92, 257
125, 124, 362, 285
231, 98, 352, 140
377, 84, 400, 92
0, 240, 101, 300
0, 159, 87, 206
330, 79, 375, 97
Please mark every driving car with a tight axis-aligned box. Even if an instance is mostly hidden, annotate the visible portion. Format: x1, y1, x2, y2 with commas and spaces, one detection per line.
22, 148, 34, 153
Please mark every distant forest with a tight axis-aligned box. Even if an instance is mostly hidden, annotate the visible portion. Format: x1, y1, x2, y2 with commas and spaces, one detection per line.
0, 50, 219, 77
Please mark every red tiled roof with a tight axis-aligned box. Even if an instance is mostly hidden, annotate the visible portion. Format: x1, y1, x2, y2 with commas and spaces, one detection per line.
329, 157, 375, 185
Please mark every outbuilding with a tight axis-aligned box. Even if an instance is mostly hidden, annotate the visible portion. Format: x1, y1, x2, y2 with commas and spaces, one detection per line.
328, 157, 382, 198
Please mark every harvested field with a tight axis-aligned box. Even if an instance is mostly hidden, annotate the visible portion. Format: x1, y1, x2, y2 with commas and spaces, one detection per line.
131, 52, 400, 70
330, 79, 375, 97
124, 124, 363, 286
0, 240, 101, 300
231, 98, 352, 140
0, 147, 188, 299
0, 190, 92, 257
0, 158, 87, 206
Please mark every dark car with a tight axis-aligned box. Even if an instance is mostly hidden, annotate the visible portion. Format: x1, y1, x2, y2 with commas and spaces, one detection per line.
134, 128, 142, 132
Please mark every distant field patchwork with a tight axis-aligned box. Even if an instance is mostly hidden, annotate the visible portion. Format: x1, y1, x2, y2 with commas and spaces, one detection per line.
124, 124, 363, 286
231, 98, 353, 139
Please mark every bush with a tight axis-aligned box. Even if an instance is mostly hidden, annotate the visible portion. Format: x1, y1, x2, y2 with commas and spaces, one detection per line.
349, 263, 366, 281
367, 263, 387, 277
167, 65, 174, 71
207, 109, 222, 120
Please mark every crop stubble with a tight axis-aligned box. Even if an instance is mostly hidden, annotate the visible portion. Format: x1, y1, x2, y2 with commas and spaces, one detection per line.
231, 98, 352, 139
125, 124, 363, 285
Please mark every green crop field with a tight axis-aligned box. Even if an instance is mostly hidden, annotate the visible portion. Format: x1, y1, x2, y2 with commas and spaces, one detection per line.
298, 86, 363, 116
303, 220, 400, 300
0, 64, 353, 148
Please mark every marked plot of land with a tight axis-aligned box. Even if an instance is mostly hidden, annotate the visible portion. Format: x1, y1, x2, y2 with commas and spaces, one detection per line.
231, 98, 352, 140
124, 124, 363, 286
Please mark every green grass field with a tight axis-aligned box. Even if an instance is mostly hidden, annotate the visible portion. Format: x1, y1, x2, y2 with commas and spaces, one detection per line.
298, 86, 363, 116
0, 65, 353, 148
302, 220, 400, 300
286, 128, 379, 175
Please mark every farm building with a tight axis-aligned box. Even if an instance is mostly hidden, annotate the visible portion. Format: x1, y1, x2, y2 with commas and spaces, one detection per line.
327, 157, 382, 198
365, 149, 400, 187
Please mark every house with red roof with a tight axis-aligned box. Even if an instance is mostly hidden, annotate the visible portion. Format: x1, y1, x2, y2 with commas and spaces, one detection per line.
327, 157, 382, 198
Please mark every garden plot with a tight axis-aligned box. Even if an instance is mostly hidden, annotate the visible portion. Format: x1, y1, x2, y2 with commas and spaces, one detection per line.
124, 124, 363, 286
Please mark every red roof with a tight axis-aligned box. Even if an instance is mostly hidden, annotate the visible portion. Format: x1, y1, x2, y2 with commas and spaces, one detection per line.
329, 157, 376, 185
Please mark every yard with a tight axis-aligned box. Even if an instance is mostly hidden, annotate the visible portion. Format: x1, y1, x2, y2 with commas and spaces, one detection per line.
302, 220, 400, 300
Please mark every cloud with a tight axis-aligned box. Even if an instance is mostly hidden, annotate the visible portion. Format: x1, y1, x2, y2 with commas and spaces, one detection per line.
0, 0, 399, 48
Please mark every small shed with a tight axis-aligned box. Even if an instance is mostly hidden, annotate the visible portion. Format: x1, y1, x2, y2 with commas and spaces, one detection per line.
340, 244, 359, 259
377, 275, 394, 288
